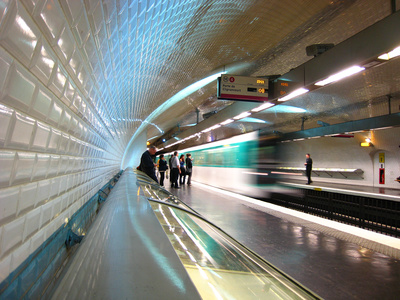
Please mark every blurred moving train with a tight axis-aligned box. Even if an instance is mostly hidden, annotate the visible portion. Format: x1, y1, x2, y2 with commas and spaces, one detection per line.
162, 131, 289, 198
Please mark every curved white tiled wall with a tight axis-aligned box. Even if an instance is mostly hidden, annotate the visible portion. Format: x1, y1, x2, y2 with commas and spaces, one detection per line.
0, 0, 122, 281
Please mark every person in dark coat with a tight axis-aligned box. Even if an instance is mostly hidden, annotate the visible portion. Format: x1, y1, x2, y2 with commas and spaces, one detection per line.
158, 154, 168, 186
170, 151, 180, 188
185, 154, 193, 185
179, 155, 186, 185
304, 153, 313, 184
140, 146, 158, 183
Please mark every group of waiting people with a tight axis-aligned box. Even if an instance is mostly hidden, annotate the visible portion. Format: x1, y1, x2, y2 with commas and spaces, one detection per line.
139, 146, 193, 188
158, 152, 193, 188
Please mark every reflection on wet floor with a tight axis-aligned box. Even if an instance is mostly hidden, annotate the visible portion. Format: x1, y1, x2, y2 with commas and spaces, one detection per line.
148, 201, 319, 299
166, 182, 400, 300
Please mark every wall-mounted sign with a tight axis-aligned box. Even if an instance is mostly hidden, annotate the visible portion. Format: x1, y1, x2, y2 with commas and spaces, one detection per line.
379, 152, 385, 184
217, 74, 269, 102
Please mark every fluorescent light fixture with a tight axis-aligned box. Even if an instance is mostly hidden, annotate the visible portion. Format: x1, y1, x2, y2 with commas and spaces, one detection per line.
233, 111, 251, 120
240, 117, 267, 123
278, 88, 309, 101
220, 119, 234, 125
267, 105, 307, 113
251, 102, 275, 112
314, 66, 365, 86
201, 124, 221, 133
378, 46, 400, 60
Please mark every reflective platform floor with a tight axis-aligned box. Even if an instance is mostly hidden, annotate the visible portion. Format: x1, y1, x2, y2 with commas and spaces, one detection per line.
166, 182, 400, 300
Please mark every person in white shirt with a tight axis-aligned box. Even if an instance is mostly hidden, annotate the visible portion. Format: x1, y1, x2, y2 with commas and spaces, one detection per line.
171, 151, 181, 188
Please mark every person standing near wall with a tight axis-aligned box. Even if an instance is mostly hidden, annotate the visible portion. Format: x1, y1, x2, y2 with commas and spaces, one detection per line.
304, 153, 313, 185
158, 154, 168, 186
179, 155, 186, 185
186, 154, 193, 185
140, 145, 158, 183
171, 151, 181, 188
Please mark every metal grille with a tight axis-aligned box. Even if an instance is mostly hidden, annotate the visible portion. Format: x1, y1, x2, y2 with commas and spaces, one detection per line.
270, 190, 400, 237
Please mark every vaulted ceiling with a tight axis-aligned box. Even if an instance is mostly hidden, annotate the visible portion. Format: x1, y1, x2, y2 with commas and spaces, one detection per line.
1, 0, 399, 168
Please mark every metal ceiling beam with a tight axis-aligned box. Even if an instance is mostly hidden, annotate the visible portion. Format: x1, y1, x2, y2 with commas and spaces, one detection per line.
275, 9, 400, 96
280, 113, 400, 141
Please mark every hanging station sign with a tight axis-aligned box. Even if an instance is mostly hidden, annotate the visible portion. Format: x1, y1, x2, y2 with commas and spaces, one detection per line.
217, 74, 269, 102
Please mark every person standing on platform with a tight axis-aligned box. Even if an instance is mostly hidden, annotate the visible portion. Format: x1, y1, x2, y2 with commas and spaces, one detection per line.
140, 145, 158, 183
304, 153, 313, 184
179, 155, 186, 185
171, 151, 181, 188
168, 154, 173, 184
158, 154, 168, 186
185, 154, 193, 185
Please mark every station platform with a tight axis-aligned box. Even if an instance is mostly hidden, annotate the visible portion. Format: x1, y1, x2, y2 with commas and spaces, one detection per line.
165, 181, 400, 300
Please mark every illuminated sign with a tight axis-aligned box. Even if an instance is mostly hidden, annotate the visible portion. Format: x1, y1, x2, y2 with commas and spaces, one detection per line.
217, 74, 269, 102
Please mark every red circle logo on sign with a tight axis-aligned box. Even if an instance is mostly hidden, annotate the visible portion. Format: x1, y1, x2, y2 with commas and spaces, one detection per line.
229, 77, 235, 82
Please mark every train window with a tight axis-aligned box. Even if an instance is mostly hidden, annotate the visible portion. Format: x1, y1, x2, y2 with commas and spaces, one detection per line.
213, 149, 224, 166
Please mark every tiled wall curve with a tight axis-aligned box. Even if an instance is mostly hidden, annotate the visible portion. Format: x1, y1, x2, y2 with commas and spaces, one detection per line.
0, 0, 123, 285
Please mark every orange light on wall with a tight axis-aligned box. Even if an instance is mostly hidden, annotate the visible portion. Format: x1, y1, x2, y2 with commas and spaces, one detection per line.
361, 138, 372, 147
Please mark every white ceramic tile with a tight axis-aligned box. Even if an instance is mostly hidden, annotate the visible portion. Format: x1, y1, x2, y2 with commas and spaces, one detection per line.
0, 1, 40, 66
0, 216, 25, 258
60, 193, 69, 212
47, 154, 60, 178
52, 196, 62, 219
59, 109, 71, 132
0, 186, 19, 226
0, 151, 16, 188
58, 133, 69, 155
84, 38, 97, 71
57, 175, 67, 195
75, 11, 91, 48
32, 153, 49, 180
8, 112, 35, 149
39, 200, 53, 228
31, 121, 50, 151
49, 66, 67, 97
49, 177, 60, 199
63, 81, 75, 107
68, 116, 78, 135
47, 100, 62, 126
0, 48, 13, 97
0, 1, 11, 24
23, 207, 41, 241
47, 128, 61, 152
57, 25, 75, 63
35, 179, 50, 206
71, 92, 82, 113
30, 42, 55, 84
0, 249, 11, 283
10, 239, 31, 273
34, 0, 64, 44
58, 156, 69, 176
18, 182, 37, 216
77, 121, 85, 138
3, 64, 37, 112
12, 152, 35, 185
29, 227, 45, 255
0, 104, 14, 147
77, 67, 88, 86
67, 48, 82, 76
31, 88, 52, 119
